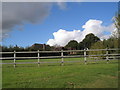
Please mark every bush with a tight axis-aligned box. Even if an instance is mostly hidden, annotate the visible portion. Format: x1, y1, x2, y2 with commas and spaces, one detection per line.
89, 41, 106, 59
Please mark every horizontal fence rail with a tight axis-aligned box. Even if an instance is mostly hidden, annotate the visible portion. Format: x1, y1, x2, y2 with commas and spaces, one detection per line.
0, 48, 120, 68
1, 48, 120, 54
1, 54, 120, 60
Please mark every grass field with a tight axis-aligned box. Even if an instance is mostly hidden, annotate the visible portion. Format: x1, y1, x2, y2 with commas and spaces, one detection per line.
2, 58, 119, 88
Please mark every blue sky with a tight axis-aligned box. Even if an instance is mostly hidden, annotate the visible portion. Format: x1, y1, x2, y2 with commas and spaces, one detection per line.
2, 2, 118, 47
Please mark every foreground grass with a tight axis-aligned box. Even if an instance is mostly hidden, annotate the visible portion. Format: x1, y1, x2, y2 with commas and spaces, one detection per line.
2, 59, 118, 88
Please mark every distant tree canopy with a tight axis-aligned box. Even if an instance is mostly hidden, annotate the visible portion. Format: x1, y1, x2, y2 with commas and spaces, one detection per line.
28, 43, 51, 51
1, 45, 24, 52
89, 41, 106, 56
103, 37, 118, 49
65, 33, 100, 50
65, 40, 78, 50
77, 33, 100, 49
77, 42, 84, 50
1, 44, 52, 52
30, 43, 45, 51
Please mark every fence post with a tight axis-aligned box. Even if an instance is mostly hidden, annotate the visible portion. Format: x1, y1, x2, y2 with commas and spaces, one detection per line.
106, 48, 109, 63
14, 50, 16, 68
38, 50, 40, 67
84, 49, 87, 65
61, 50, 64, 66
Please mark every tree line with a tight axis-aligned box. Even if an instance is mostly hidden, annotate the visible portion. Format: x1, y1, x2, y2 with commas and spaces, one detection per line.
1, 11, 120, 52
1, 32, 118, 52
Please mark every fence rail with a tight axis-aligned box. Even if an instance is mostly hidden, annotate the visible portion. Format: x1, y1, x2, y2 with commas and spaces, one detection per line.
1, 48, 120, 54
1, 48, 120, 68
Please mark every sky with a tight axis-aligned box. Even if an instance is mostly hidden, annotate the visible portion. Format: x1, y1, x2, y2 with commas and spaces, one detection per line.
1, 2, 118, 47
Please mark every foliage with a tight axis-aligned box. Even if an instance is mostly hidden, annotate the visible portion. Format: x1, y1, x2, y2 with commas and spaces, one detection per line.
102, 37, 119, 54
114, 10, 120, 35
1, 31, 118, 52
77, 42, 84, 50
1, 45, 24, 52
1, 44, 52, 52
30, 43, 45, 51
65, 40, 78, 50
78, 33, 100, 49
103, 37, 118, 49
114, 10, 120, 49
89, 41, 106, 58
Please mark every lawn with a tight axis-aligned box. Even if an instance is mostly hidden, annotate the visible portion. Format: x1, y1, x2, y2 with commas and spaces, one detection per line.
2, 58, 119, 88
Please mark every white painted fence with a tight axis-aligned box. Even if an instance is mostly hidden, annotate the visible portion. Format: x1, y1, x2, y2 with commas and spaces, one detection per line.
0, 48, 120, 68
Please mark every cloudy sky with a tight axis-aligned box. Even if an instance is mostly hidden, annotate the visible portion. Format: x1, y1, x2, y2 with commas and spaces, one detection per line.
2, 2, 118, 47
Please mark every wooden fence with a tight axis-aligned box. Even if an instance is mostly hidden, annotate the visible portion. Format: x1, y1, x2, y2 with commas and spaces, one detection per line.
0, 48, 120, 68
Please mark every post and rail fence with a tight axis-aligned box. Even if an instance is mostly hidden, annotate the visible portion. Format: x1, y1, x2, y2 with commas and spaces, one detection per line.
0, 48, 120, 68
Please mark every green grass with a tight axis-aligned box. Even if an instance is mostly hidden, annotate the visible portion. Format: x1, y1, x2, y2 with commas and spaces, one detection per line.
2, 57, 85, 63
2, 58, 119, 88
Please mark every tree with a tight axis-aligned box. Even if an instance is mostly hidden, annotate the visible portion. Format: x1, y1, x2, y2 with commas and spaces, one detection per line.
103, 38, 118, 49
80, 33, 100, 49
114, 11, 120, 35
30, 43, 44, 51
114, 10, 120, 48
65, 40, 78, 50
13, 45, 20, 51
89, 41, 106, 58
77, 42, 84, 50
2, 46, 9, 52
45, 45, 52, 51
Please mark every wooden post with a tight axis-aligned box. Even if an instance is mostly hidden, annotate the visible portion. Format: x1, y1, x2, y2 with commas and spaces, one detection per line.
84, 49, 87, 65
61, 50, 64, 66
106, 48, 109, 63
38, 50, 40, 67
14, 50, 16, 68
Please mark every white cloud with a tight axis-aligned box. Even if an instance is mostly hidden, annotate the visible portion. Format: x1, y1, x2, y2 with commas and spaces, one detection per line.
47, 29, 82, 46
47, 19, 116, 46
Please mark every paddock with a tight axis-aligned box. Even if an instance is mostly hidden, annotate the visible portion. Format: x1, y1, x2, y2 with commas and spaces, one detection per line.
2, 61, 118, 88
1, 48, 119, 88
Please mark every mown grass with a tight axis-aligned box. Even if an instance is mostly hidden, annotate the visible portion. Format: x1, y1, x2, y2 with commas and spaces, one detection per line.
2, 58, 119, 88
2, 57, 85, 63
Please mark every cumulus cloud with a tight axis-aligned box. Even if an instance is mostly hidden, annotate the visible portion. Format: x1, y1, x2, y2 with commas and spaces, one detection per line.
47, 29, 82, 46
47, 19, 115, 46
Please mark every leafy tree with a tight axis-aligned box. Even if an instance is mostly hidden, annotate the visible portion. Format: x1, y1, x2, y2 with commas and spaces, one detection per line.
65, 40, 78, 50
89, 41, 106, 58
103, 37, 118, 54
80, 33, 100, 49
103, 38, 118, 49
2, 46, 9, 52
45, 45, 52, 51
13, 45, 21, 51
77, 42, 84, 50
30, 43, 44, 51
114, 11, 120, 36
114, 10, 120, 48
27, 43, 52, 51
24, 46, 31, 51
